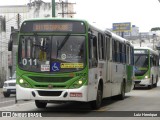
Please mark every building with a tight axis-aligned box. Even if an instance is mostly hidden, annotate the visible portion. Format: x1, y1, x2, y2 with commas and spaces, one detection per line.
131, 25, 139, 37
0, 0, 75, 86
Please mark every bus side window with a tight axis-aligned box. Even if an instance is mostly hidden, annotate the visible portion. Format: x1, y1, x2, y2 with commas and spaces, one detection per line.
89, 35, 98, 68
150, 55, 153, 67
126, 45, 129, 64
112, 39, 115, 62
106, 36, 110, 60
156, 56, 159, 66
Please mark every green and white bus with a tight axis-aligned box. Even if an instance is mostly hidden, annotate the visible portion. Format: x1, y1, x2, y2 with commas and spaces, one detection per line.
134, 47, 159, 89
16, 18, 134, 109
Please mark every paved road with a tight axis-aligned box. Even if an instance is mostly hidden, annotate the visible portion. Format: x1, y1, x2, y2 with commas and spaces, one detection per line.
0, 82, 160, 120
0, 88, 17, 108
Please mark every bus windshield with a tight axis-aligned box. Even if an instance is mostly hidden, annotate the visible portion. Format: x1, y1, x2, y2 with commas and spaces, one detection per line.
134, 54, 149, 67
134, 54, 148, 76
18, 35, 86, 73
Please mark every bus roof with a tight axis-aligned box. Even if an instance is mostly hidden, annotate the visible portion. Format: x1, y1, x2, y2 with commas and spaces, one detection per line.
22, 17, 88, 22
21, 18, 133, 47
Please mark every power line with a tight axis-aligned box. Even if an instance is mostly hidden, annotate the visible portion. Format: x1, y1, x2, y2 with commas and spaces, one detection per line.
58, 1, 76, 18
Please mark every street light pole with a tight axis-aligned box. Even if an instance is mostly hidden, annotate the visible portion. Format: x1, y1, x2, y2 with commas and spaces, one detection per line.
52, 0, 55, 17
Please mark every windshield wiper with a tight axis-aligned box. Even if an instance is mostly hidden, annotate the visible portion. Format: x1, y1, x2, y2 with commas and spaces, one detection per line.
57, 33, 71, 50
135, 56, 141, 66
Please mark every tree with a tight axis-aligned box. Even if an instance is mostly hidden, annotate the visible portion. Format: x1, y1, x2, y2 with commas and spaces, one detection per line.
151, 27, 160, 31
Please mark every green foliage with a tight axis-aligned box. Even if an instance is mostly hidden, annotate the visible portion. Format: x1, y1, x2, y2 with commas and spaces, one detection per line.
151, 27, 160, 31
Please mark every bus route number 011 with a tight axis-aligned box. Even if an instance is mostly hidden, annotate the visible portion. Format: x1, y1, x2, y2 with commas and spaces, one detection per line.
22, 58, 37, 66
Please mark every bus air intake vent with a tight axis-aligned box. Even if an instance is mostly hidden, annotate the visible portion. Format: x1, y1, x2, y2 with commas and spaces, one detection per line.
29, 76, 72, 83
37, 91, 62, 96
35, 85, 66, 88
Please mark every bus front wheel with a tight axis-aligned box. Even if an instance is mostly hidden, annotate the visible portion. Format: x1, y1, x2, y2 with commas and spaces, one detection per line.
35, 100, 47, 108
90, 83, 103, 110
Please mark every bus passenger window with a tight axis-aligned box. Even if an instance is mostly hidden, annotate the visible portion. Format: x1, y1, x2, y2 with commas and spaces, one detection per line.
150, 55, 153, 67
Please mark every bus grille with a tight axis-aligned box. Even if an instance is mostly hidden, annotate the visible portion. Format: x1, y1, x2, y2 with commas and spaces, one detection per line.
29, 76, 72, 83
37, 91, 62, 96
35, 85, 66, 88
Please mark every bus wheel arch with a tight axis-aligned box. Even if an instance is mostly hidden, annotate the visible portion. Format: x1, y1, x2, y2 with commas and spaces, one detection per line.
148, 75, 154, 89
118, 79, 126, 100
90, 79, 103, 110
154, 75, 158, 87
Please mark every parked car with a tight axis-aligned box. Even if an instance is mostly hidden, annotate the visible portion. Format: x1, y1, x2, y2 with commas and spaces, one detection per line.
3, 72, 16, 97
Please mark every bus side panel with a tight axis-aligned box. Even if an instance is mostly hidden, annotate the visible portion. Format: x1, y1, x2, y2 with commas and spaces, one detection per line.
126, 65, 134, 92
103, 61, 112, 98
87, 68, 98, 101
111, 62, 125, 96
151, 66, 159, 84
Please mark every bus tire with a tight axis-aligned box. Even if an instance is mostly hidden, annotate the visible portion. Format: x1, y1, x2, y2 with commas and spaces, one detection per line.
90, 83, 103, 110
148, 76, 153, 89
35, 100, 47, 108
154, 76, 158, 87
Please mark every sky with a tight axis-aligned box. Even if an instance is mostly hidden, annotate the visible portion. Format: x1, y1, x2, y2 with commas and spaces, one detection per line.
0, 0, 160, 32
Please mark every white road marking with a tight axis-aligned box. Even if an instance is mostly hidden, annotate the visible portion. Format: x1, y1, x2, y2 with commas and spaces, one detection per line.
0, 100, 15, 104
0, 100, 33, 110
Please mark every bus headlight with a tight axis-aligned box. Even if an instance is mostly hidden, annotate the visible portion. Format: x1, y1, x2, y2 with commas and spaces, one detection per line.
69, 78, 86, 89
19, 79, 24, 84
145, 76, 148, 79
18, 78, 31, 88
78, 80, 83, 84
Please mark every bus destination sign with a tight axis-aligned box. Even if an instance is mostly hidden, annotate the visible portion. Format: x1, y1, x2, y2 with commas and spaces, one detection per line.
20, 20, 86, 33
134, 50, 148, 54
33, 23, 73, 32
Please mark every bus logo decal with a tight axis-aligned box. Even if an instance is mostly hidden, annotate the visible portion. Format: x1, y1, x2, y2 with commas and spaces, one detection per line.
48, 84, 53, 89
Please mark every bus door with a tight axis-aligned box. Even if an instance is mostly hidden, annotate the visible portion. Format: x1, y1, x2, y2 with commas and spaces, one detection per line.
104, 35, 112, 97
88, 35, 99, 101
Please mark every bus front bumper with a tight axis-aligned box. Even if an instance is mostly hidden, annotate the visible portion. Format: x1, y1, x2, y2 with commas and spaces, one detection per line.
16, 85, 88, 102
134, 78, 151, 87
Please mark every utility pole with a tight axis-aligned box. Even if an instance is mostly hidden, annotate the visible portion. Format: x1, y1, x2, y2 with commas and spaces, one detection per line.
17, 13, 21, 29
52, 0, 55, 17
153, 34, 156, 50
58, 0, 76, 18
139, 33, 141, 47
